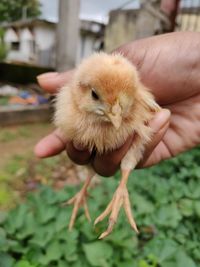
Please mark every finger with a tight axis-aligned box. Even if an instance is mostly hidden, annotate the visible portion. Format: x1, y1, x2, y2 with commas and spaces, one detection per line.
34, 129, 67, 158
138, 109, 171, 168
66, 142, 92, 165
142, 139, 172, 168
37, 70, 74, 94
92, 135, 134, 177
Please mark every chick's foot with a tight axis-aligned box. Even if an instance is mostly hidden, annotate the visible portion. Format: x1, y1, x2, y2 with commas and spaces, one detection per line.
62, 175, 93, 230
94, 170, 139, 239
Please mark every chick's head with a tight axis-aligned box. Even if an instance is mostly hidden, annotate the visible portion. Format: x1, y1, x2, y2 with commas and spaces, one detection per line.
73, 52, 140, 129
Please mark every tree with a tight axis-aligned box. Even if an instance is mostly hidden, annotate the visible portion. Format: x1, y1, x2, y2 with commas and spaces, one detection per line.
0, 0, 41, 23
0, 28, 7, 61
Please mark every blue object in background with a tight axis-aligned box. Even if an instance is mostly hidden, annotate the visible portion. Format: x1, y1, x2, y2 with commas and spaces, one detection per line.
19, 91, 31, 99
37, 95, 49, 104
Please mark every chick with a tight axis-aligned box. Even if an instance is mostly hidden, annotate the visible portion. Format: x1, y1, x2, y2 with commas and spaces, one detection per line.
54, 52, 160, 239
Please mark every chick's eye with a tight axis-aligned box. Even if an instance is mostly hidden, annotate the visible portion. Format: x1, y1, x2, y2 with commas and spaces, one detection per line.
91, 89, 99, 100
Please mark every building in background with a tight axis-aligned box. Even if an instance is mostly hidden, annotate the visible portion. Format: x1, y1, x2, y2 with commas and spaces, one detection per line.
2, 0, 199, 67
105, 0, 200, 52
3, 19, 55, 67
2, 18, 104, 68
176, 5, 200, 31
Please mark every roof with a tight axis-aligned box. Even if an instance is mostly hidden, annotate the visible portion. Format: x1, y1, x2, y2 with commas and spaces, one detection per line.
180, 6, 200, 14
0, 18, 55, 28
1, 18, 105, 35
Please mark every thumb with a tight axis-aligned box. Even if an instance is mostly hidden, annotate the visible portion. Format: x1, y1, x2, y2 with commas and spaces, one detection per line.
138, 109, 171, 168
37, 70, 74, 94
34, 129, 67, 158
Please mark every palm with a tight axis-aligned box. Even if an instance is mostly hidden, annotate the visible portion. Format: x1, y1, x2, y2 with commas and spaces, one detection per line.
118, 32, 200, 166
146, 94, 200, 166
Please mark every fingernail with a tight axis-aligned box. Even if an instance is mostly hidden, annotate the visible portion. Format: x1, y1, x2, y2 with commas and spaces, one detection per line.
150, 109, 171, 132
73, 142, 87, 151
37, 72, 59, 81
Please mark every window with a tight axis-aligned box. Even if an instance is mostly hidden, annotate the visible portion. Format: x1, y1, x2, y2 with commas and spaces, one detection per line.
11, 42, 20, 51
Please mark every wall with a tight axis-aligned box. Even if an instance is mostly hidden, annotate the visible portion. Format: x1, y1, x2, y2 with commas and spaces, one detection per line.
5, 27, 34, 63
104, 4, 171, 52
76, 33, 101, 64
177, 13, 200, 31
104, 10, 138, 52
34, 24, 56, 67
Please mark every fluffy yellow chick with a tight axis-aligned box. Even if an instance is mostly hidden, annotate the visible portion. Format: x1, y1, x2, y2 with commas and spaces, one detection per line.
54, 52, 160, 239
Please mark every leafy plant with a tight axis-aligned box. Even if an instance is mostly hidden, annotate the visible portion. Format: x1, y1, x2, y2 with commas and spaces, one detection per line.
0, 147, 200, 267
0, 0, 41, 23
0, 27, 8, 61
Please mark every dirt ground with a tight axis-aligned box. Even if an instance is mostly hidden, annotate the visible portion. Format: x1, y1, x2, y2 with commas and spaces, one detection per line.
0, 123, 54, 168
0, 122, 85, 209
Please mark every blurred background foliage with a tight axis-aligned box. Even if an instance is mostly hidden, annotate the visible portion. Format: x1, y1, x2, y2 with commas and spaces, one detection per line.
0, 125, 200, 267
0, 0, 41, 23
0, 28, 8, 61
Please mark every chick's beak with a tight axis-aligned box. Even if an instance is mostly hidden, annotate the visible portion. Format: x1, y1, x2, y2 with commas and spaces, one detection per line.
108, 113, 122, 129
107, 101, 122, 130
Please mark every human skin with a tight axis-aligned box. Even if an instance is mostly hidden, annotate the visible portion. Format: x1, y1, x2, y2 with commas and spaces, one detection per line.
35, 31, 200, 176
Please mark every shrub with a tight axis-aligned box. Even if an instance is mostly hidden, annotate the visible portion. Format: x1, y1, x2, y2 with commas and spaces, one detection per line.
0, 147, 200, 267
0, 28, 8, 61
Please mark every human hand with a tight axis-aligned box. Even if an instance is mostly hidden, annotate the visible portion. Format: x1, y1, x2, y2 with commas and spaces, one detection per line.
35, 32, 200, 176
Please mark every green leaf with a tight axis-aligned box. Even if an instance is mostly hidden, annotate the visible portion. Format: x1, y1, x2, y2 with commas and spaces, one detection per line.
36, 204, 58, 224
0, 227, 7, 248
133, 194, 154, 215
83, 241, 113, 266
0, 253, 14, 267
9, 204, 28, 231
45, 241, 63, 262
58, 260, 70, 267
71, 257, 89, 267
40, 186, 59, 205
159, 239, 178, 262
155, 204, 182, 228
162, 261, 177, 267
25, 247, 43, 264
176, 250, 196, 267
16, 212, 36, 239
143, 238, 178, 263
55, 209, 70, 232
194, 200, 200, 217
184, 180, 200, 199
15, 260, 36, 267
0, 211, 7, 224
62, 241, 77, 262
179, 199, 194, 217
117, 260, 135, 267
8, 239, 28, 254
29, 226, 54, 248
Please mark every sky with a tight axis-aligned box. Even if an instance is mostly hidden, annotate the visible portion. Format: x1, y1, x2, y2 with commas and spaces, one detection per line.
39, 0, 139, 24
39, 0, 200, 24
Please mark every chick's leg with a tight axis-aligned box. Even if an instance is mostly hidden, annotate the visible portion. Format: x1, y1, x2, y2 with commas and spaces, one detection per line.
63, 169, 94, 230
94, 169, 138, 239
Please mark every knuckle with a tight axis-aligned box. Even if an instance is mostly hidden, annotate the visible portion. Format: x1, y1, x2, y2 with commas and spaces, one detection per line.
66, 151, 91, 165
95, 166, 118, 177
66, 145, 91, 165
92, 158, 119, 177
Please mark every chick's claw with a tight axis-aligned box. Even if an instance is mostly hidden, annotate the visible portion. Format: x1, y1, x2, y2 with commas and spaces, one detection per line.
62, 175, 93, 230
68, 191, 91, 230
95, 170, 139, 239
